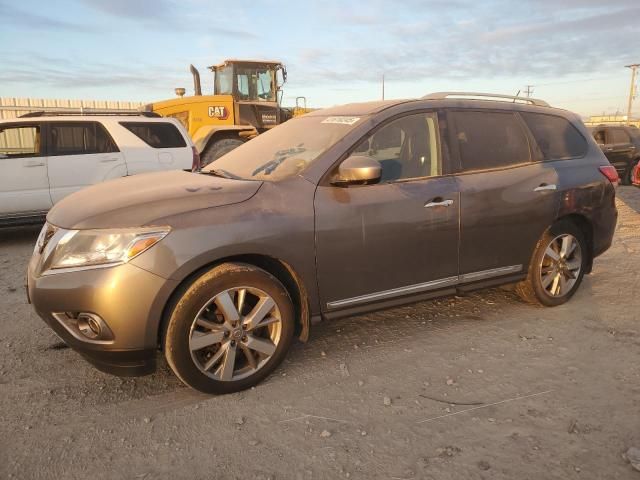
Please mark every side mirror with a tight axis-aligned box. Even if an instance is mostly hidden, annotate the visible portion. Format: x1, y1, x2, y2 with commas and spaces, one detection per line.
331, 155, 382, 186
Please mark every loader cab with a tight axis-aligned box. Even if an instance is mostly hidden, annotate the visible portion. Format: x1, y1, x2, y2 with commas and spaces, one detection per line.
212, 60, 286, 104
208, 60, 286, 132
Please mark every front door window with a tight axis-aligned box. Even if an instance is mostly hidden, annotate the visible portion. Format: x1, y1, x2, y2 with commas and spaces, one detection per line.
352, 112, 441, 182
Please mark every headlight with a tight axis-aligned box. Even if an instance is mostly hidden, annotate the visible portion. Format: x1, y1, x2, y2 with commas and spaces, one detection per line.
43, 227, 170, 274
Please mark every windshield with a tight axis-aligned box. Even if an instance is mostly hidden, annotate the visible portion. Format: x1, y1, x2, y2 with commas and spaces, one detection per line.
202, 115, 364, 181
235, 66, 276, 102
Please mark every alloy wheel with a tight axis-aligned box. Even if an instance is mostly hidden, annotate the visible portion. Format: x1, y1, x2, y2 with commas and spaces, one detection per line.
188, 287, 282, 381
539, 233, 582, 297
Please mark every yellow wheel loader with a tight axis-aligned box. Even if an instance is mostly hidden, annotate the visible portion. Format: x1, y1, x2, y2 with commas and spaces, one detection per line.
147, 59, 291, 166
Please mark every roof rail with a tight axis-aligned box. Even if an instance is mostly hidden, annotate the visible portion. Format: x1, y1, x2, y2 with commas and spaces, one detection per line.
422, 92, 550, 107
18, 108, 159, 118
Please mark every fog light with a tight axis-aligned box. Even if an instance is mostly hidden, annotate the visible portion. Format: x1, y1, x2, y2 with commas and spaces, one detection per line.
53, 312, 114, 343
77, 313, 102, 339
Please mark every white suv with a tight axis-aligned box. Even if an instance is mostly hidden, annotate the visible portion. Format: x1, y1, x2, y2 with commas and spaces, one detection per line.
0, 113, 199, 225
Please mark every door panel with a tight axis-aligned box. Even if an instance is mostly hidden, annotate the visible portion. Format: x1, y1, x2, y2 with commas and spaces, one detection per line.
117, 121, 192, 173
604, 128, 636, 175
448, 109, 559, 277
0, 124, 52, 216
47, 122, 126, 204
315, 177, 460, 310
457, 163, 559, 276
48, 152, 126, 203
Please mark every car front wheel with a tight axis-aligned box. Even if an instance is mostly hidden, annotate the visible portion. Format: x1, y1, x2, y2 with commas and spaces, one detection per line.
164, 263, 295, 394
516, 221, 587, 307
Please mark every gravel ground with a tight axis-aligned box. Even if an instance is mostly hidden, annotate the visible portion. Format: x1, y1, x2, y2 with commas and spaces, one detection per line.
1, 187, 639, 480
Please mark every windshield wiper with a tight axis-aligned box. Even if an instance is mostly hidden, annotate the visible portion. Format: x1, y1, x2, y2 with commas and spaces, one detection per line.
200, 169, 234, 179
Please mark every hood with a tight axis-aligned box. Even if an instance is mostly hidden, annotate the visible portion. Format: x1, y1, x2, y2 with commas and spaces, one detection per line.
47, 170, 262, 229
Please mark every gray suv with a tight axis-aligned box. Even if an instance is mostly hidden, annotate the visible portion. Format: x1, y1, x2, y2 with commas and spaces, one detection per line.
27, 92, 619, 394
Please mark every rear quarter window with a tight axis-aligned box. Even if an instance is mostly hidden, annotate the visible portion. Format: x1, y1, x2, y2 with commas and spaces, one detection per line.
520, 113, 587, 160
120, 122, 186, 148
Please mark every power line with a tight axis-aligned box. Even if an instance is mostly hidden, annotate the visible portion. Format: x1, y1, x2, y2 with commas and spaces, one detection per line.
524, 85, 534, 97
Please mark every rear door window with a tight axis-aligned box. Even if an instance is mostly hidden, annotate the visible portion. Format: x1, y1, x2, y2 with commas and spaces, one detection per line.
451, 111, 531, 171
120, 122, 186, 148
521, 112, 587, 160
50, 122, 118, 156
608, 128, 631, 144
0, 125, 42, 158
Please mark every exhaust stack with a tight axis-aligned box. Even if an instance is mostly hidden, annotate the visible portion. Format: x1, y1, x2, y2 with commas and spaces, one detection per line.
190, 64, 202, 96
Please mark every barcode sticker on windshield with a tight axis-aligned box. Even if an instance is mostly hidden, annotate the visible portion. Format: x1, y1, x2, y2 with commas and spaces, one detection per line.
321, 116, 361, 125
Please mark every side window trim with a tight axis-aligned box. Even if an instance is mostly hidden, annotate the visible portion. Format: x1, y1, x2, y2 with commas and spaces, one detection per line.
335, 109, 447, 185
514, 111, 544, 163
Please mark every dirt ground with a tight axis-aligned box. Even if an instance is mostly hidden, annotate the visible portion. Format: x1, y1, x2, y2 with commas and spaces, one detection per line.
1, 187, 639, 480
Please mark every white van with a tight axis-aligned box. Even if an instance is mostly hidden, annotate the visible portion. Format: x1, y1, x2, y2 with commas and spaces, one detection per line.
0, 113, 199, 225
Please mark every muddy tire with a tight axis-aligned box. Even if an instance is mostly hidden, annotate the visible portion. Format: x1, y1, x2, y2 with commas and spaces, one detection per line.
164, 263, 295, 394
516, 220, 587, 307
201, 138, 244, 167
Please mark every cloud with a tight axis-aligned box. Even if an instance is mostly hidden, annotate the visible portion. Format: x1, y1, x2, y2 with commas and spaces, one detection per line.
0, 52, 185, 99
0, 4, 91, 32
78, 0, 175, 19
286, 0, 640, 89
76, 0, 257, 37
480, 5, 640, 42
82, 0, 173, 20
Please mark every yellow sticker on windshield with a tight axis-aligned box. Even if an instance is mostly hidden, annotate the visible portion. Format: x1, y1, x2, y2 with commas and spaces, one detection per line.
321, 116, 361, 125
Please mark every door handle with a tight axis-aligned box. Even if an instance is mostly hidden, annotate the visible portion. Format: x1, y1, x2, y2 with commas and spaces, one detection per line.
534, 184, 557, 192
23, 159, 45, 167
424, 199, 454, 208
100, 156, 120, 163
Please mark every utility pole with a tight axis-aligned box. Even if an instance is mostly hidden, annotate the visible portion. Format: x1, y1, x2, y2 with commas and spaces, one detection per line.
524, 85, 534, 98
382, 73, 385, 100
625, 64, 639, 125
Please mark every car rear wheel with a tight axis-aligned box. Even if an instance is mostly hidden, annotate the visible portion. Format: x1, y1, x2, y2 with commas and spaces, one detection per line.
516, 221, 587, 307
164, 263, 295, 394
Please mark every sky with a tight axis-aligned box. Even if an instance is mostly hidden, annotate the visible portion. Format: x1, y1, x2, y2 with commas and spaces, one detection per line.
1, 0, 639, 118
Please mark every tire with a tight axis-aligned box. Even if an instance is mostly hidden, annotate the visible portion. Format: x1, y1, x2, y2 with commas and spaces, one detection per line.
164, 262, 295, 394
515, 220, 587, 307
201, 138, 244, 167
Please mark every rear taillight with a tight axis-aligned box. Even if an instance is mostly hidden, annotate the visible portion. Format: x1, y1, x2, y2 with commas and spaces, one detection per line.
633, 163, 640, 186
598, 165, 619, 185
191, 146, 201, 172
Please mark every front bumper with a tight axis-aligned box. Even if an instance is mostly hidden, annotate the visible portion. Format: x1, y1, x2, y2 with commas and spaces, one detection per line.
28, 257, 179, 377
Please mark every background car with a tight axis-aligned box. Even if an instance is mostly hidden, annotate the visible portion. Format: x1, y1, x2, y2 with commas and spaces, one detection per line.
0, 112, 199, 226
590, 125, 640, 185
